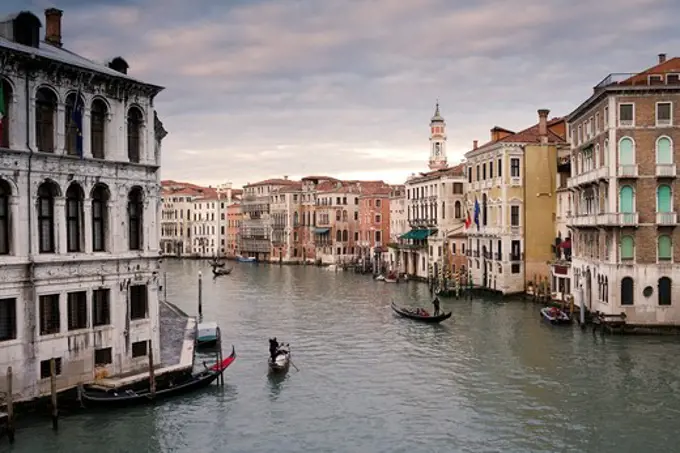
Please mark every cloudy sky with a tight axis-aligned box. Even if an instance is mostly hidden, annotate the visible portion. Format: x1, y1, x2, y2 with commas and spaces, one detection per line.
9, 0, 680, 187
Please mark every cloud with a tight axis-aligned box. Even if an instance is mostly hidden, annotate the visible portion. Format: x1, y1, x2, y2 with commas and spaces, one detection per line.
8, 0, 678, 186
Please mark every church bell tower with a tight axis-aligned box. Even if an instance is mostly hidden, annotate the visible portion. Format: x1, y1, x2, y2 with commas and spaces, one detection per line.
428, 101, 447, 170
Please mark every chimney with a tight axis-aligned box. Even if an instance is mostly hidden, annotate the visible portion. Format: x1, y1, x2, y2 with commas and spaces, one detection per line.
473, 140, 478, 150
45, 8, 63, 48
659, 53, 667, 64
283, 175, 288, 180
538, 109, 550, 143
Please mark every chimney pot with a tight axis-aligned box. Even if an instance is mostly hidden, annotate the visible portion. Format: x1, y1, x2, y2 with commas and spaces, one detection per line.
473, 140, 478, 150
44, 8, 63, 48
659, 53, 667, 64
538, 109, 550, 139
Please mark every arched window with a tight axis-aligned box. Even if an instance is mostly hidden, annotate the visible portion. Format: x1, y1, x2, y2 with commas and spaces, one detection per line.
618, 137, 634, 166
35, 87, 57, 153
336, 229, 342, 242
91, 99, 108, 159
619, 185, 634, 213
293, 212, 299, 226
658, 277, 672, 306
335, 210, 341, 221
603, 139, 609, 166
64, 92, 84, 156
127, 107, 143, 163
657, 184, 672, 213
620, 235, 634, 260
0, 179, 10, 254
656, 137, 672, 164
37, 181, 59, 253
658, 234, 672, 261
620, 277, 634, 306
342, 229, 348, 241
65, 183, 84, 252
128, 187, 143, 250
92, 184, 109, 252
454, 201, 461, 219
342, 210, 348, 221
0, 78, 12, 148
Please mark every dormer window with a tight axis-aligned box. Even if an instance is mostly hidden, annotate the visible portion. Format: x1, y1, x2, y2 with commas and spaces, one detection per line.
12, 12, 42, 48
648, 74, 664, 85
667, 74, 680, 85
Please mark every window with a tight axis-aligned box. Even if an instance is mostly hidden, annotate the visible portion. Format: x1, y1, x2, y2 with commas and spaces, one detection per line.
453, 183, 463, 194
482, 163, 486, 180
91, 185, 108, 252
510, 206, 519, 226
620, 235, 634, 260
91, 99, 107, 158
482, 194, 487, 226
94, 347, 113, 366
510, 158, 520, 177
0, 298, 16, 341
66, 183, 83, 252
498, 158, 502, 177
37, 181, 57, 253
0, 179, 10, 254
656, 102, 672, 126
375, 231, 381, 243
667, 74, 680, 85
0, 79, 11, 148
376, 200, 381, 207
619, 103, 634, 126
656, 137, 672, 164
130, 285, 148, 319
657, 185, 672, 212
40, 358, 62, 379
132, 340, 148, 358
342, 230, 348, 242
511, 240, 521, 260
67, 291, 87, 330
468, 168, 472, 183
127, 107, 143, 163
93, 288, 110, 326
489, 161, 494, 179
511, 263, 520, 274
620, 277, 634, 305
659, 277, 672, 305
476, 165, 480, 181
39, 294, 60, 335
35, 87, 57, 152
454, 201, 461, 218
658, 235, 672, 261
128, 187, 143, 250
375, 214, 381, 223
64, 93, 83, 156
619, 185, 634, 213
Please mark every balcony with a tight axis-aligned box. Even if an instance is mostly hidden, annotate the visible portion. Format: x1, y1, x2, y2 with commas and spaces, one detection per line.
510, 177, 521, 186
617, 164, 638, 178
657, 212, 677, 225
508, 252, 524, 262
617, 212, 639, 226
567, 166, 610, 188
568, 215, 597, 227
656, 164, 677, 178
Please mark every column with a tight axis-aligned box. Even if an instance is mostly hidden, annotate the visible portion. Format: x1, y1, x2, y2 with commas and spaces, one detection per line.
9, 196, 20, 256
83, 196, 92, 253
54, 197, 66, 254
82, 107, 92, 159
56, 103, 66, 155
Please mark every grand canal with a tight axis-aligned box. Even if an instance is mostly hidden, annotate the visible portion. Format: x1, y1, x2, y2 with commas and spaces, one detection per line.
7, 260, 680, 453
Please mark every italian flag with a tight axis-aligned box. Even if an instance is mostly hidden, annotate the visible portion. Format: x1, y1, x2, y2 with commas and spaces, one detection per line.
0, 83, 4, 145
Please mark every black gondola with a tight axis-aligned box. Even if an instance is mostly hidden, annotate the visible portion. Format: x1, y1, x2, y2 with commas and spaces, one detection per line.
268, 346, 291, 374
81, 346, 236, 408
212, 267, 232, 276
209, 261, 226, 268
391, 302, 452, 324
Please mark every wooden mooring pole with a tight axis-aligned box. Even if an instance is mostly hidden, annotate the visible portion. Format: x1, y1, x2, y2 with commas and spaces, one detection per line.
50, 358, 58, 431
6, 366, 15, 443
148, 340, 156, 397
163, 272, 168, 302
198, 271, 203, 318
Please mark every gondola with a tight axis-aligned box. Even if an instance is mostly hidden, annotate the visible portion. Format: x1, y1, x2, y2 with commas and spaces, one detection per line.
209, 260, 226, 268
391, 302, 452, 324
540, 307, 572, 325
212, 267, 232, 276
236, 256, 256, 263
81, 346, 236, 408
268, 346, 291, 374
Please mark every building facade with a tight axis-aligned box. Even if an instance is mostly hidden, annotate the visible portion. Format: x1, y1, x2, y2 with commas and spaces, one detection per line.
387, 185, 406, 271
226, 202, 242, 258
357, 185, 391, 272
568, 54, 680, 326
0, 9, 166, 401
270, 182, 303, 263
465, 111, 567, 294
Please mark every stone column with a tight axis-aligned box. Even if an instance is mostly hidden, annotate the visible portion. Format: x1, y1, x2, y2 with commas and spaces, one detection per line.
9, 195, 20, 255
82, 107, 92, 159
54, 197, 66, 254
56, 103, 66, 155
83, 196, 92, 253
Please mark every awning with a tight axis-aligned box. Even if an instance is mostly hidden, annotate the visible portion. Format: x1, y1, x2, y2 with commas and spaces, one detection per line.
559, 239, 571, 249
314, 227, 330, 234
400, 229, 436, 240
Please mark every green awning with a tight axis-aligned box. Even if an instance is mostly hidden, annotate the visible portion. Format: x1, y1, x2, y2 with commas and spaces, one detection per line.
314, 227, 330, 234
400, 230, 414, 240
400, 229, 436, 240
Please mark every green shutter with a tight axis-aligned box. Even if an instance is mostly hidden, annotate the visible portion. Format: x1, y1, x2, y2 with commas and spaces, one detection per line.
657, 137, 672, 164
619, 138, 634, 165
658, 235, 672, 260
619, 185, 634, 213
657, 185, 672, 212
621, 236, 634, 259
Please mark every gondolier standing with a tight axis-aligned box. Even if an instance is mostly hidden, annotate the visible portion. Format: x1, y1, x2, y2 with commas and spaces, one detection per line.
432, 297, 441, 316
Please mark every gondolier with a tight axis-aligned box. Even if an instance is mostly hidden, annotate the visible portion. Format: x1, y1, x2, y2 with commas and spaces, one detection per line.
432, 297, 441, 316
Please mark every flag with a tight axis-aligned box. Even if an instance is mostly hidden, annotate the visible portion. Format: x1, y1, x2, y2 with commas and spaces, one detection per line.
474, 199, 480, 230
71, 87, 84, 158
464, 211, 471, 229
0, 83, 5, 146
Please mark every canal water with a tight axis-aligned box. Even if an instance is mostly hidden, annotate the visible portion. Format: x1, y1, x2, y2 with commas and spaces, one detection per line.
6, 261, 680, 453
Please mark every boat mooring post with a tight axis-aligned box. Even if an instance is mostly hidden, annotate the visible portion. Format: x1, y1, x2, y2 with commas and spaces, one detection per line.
6, 366, 15, 443
579, 286, 585, 327
198, 271, 203, 317
50, 358, 58, 431
217, 326, 224, 386
163, 272, 168, 302
148, 340, 156, 396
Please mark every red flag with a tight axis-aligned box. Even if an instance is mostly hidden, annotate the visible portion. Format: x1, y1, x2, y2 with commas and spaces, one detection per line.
464, 211, 471, 229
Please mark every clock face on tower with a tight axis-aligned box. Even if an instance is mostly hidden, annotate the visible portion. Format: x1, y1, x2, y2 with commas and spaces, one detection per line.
434, 142, 441, 156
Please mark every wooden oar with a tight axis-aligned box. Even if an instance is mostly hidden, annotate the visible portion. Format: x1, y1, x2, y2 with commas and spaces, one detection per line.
288, 344, 300, 372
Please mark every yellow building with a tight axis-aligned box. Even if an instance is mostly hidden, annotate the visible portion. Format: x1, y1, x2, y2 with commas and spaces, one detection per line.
464, 110, 567, 294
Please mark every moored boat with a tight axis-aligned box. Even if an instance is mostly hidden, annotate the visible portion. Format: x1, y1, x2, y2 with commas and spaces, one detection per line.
540, 307, 572, 325
268, 346, 291, 374
384, 271, 399, 283
390, 302, 452, 323
209, 260, 226, 268
212, 267, 233, 276
196, 322, 219, 349
236, 255, 257, 263
81, 346, 236, 408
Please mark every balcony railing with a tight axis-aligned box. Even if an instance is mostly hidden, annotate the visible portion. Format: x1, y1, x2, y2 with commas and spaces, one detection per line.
656, 164, 677, 178
568, 215, 597, 227
617, 164, 638, 178
657, 212, 677, 225
567, 166, 610, 188
617, 212, 639, 226
508, 252, 524, 262
510, 177, 521, 186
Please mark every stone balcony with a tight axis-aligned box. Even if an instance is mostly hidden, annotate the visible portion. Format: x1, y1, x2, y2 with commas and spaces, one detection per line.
657, 212, 677, 225
617, 164, 638, 178
567, 166, 609, 188
656, 164, 677, 178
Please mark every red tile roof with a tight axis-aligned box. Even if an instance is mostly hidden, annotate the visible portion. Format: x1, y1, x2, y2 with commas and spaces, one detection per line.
469, 118, 566, 154
619, 57, 680, 86
244, 178, 299, 187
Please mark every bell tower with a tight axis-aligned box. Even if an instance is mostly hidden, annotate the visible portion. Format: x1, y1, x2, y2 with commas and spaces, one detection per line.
428, 101, 447, 170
